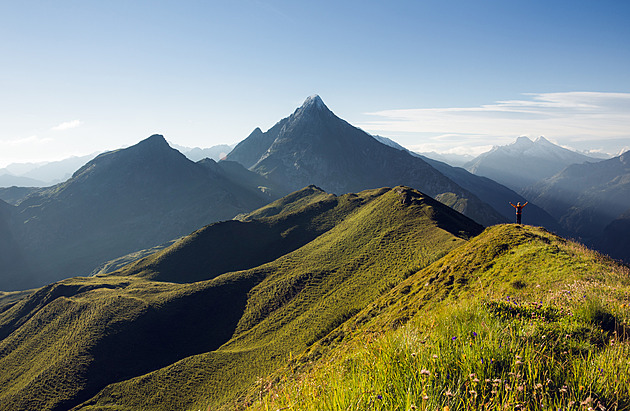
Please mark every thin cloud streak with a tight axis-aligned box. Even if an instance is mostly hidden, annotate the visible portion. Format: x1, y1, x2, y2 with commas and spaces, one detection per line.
359, 92, 630, 155
0, 136, 54, 147
51, 120, 82, 131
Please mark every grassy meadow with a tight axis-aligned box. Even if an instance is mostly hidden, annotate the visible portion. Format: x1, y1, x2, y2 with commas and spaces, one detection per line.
249, 226, 630, 411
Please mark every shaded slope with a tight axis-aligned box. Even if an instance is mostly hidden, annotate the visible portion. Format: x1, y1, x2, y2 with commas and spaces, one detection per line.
2, 135, 277, 290
226, 95, 506, 226
69, 186, 482, 410
523, 151, 630, 242
0, 186, 40, 206
0, 275, 259, 411
0, 201, 32, 290
599, 209, 630, 262
109, 185, 380, 283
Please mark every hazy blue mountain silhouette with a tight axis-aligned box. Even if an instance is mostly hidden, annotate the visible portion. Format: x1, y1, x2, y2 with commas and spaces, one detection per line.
0, 135, 278, 290
524, 151, 630, 252
465, 136, 602, 193
599, 209, 630, 262
371, 134, 561, 231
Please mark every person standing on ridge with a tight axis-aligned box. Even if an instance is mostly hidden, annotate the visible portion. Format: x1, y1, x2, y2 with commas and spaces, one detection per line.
510, 201, 528, 224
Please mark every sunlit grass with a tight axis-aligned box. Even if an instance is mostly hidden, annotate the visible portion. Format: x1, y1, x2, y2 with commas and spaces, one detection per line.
252, 294, 630, 410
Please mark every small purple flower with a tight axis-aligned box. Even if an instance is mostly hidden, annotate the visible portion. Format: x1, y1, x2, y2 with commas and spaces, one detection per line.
472, 331, 478, 338
377, 394, 383, 400
452, 336, 457, 341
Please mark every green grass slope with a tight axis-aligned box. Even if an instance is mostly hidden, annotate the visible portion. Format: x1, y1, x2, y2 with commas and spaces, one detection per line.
90, 185, 334, 277
249, 224, 630, 411
106, 185, 379, 284
72, 186, 481, 410
0, 274, 260, 411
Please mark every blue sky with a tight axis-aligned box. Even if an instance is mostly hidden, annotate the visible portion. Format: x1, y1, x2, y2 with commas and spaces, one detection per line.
1, 0, 629, 166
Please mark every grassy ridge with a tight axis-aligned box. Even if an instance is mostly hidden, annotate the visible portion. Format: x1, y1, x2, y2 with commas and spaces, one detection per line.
75, 187, 481, 410
0, 186, 481, 410
249, 225, 630, 410
107, 185, 376, 283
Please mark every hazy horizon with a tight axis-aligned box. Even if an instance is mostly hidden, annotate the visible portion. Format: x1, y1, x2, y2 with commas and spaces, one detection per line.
1, 1, 629, 167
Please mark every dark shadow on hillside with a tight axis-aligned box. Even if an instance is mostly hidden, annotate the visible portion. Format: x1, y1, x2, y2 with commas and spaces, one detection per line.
51, 274, 262, 411
121, 192, 366, 284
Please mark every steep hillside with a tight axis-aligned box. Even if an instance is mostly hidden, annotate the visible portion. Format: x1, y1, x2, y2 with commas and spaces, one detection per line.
0, 186, 40, 206
465, 136, 601, 192
599, 209, 630, 263
0, 186, 482, 411
523, 151, 630, 243
248, 224, 630, 410
1, 135, 278, 290
226, 95, 506, 227
0, 200, 32, 290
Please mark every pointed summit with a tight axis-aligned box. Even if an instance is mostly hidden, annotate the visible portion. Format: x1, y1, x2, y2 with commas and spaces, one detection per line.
292, 94, 333, 118
302, 94, 325, 109
130, 133, 172, 153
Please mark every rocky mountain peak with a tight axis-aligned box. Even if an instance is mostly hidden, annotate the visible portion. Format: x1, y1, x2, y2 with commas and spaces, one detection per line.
133, 134, 171, 151
291, 94, 333, 119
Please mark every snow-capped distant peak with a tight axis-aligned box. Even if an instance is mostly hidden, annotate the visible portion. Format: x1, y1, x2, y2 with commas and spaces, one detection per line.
535, 136, 555, 145
514, 136, 534, 146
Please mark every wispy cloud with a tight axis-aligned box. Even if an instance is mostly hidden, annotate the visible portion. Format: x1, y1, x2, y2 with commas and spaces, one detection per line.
358, 92, 630, 155
0, 135, 54, 147
51, 119, 82, 131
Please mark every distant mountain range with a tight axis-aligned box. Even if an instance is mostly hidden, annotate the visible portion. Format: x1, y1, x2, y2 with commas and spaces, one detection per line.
416, 150, 475, 167
0, 135, 279, 290
464, 136, 602, 193
369, 135, 561, 231
523, 151, 630, 248
171, 143, 234, 162
0, 154, 97, 187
